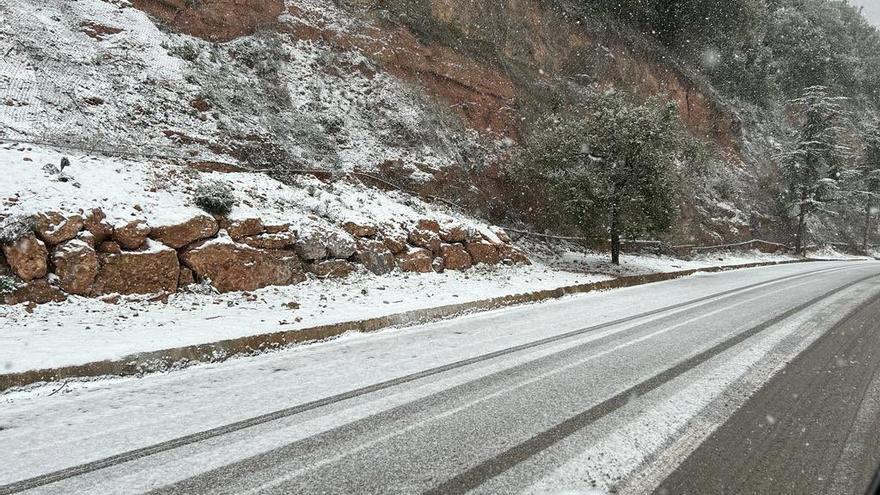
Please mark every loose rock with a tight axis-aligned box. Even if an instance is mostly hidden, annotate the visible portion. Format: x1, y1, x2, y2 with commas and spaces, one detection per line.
342, 221, 377, 238
93, 244, 179, 295
466, 241, 500, 265
2, 234, 48, 281
356, 239, 396, 275
34, 212, 83, 246
396, 248, 434, 273
182, 240, 306, 293
441, 243, 473, 271
51, 239, 98, 295
113, 220, 150, 250
307, 260, 356, 279
150, 215, 218, 249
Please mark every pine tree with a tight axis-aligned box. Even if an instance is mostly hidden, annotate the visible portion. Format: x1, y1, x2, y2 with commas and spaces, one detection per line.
779, 86, 851, 255
855, 120, 880, 252
511, 90, 680, 264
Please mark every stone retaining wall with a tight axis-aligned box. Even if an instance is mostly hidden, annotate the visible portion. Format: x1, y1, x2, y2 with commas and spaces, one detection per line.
0, 210, 529, 305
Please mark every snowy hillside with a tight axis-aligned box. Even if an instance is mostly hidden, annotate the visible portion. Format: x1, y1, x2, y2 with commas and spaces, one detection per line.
0, 0, 491, 174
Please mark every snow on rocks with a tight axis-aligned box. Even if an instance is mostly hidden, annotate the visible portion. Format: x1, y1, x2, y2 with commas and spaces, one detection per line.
50, 239, 98, 296
2, 234, 48, 281
33, 212, 84, 246
0, 142, 529, 304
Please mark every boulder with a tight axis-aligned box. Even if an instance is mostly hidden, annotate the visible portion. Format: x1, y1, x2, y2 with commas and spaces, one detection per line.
3, 279, 66, 305
114, 220, 151, 250
492, 226, 512, 244
498, 244, 530, 265
466, 241, 500, 265
241, 231, 297, 250
226, 218, 264, 240
150, 215, 218, 249
307, 260, 356, 279
440, 243, 472, 271
181, 241, 306, 293
325, 231, 357, 259
34, 212, 83, 246
97, 240, 122, 254
178, 267, 195, 287
83, 208, 114, 243
294, 233, 327, 261
342, 221, 377, 238
382, 234, 408, 254
2, 234, 48, 281
76, 231, 96, 248
408, 229, 441, 255
465, 227, 484, 243
51, 239, 98, 295
417, 219, 441, 233
439, 224, 468, 243
396, 248, 434, 273
264, 223, 291, 234
93, 245, 179, 295
356, 239, 396, 275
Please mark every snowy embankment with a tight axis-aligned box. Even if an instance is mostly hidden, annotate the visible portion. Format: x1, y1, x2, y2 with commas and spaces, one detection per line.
0, 142, 800, 376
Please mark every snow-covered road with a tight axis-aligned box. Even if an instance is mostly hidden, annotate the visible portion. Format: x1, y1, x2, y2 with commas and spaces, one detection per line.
2, 261, 879, 494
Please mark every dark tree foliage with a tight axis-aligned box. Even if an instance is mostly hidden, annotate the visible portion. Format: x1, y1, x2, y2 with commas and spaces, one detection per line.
510, 90, 680, 264
779, 86, 851, 254
853, 120, 880, 251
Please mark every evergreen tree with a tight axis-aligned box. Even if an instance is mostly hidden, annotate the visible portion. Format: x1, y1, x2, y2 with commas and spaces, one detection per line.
854, 120, 880, 252
511, 90, 680, 264
779, 86, 851, 254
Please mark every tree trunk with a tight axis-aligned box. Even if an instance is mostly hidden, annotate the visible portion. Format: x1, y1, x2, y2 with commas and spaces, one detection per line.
795, 189, 808, 256
863, 202, 872, 254
610, 212, 621, 265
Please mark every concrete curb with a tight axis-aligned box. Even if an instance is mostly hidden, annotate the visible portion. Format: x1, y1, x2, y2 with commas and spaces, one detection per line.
0, 259, 825, 392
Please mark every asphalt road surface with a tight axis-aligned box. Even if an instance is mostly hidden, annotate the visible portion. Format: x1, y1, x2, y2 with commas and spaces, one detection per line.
2, 261, 880, 494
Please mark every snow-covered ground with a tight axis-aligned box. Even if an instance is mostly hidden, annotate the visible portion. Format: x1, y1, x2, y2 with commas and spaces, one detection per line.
0, 141, 497, 237
0, 0, 491, 173
0, 264, 602, 374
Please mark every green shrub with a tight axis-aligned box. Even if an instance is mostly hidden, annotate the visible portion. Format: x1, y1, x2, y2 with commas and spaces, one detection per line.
193, 181, 235, 216
0, 215, 35, 245
0, 275, 17, 294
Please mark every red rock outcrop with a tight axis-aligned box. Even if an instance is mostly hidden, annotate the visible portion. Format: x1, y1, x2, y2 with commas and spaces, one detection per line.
497, 244, 530, 265
2, 234, 48, 281
130, 0, 284, 42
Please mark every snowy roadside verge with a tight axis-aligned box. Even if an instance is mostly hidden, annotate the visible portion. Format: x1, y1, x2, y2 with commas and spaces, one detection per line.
0, 259, 822, 392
